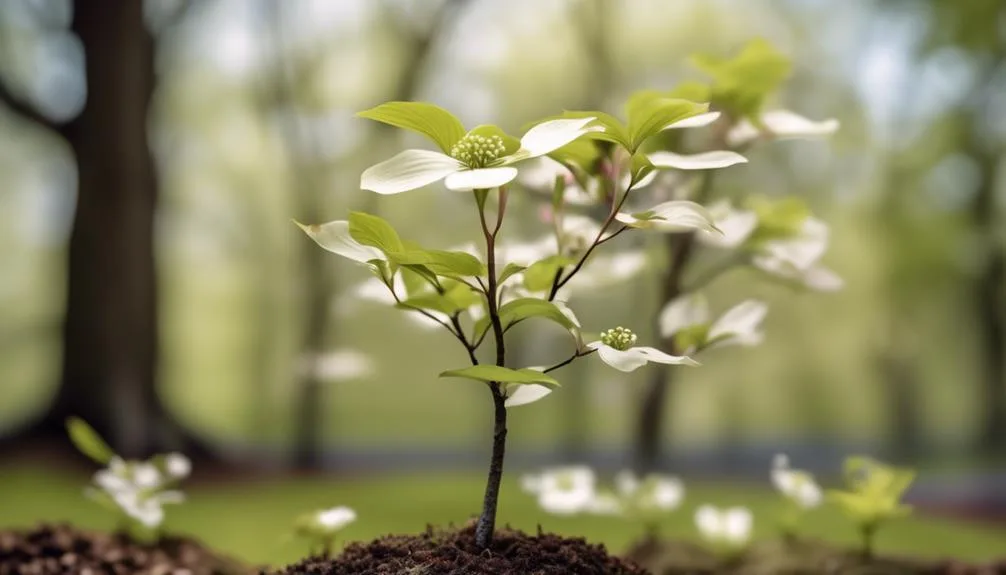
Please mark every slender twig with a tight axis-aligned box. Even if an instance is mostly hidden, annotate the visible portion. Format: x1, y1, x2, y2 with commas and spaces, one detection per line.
548, 187, 633, 299
543, 349, 595, 373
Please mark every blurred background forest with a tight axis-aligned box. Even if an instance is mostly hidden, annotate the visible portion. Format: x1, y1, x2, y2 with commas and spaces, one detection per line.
1, 0, 1005, 521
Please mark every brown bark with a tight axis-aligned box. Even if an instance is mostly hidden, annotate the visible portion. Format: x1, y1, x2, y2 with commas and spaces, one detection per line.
2, 1, 210, 460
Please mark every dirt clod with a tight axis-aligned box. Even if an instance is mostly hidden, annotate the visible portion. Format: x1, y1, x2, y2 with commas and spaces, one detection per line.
271, 524, 647, 574
625, 536, 1006, 575
0, 523, 250, 575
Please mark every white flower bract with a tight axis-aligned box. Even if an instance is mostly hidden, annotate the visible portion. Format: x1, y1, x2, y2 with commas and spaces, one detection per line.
360, 118, 597, 194
698, 201, 758, 249
727, 110, 839, 147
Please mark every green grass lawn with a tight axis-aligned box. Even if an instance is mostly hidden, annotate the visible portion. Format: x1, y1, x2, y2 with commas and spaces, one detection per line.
0, 462, 1003, 568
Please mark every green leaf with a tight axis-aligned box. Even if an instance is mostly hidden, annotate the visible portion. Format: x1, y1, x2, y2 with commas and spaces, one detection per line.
66, 417, 115, 465
624, 91, 709, 152
348, 212, 404, 254
440, 365, 560, 387
667, 81, 712, 102
467, 124, 521, 156
357, 101, 466, 155
523, 255, 574, 292
498, 263, 527, 285
548, 138, 602, 174
497, 298, 578, 332
691, 38, 791, 118
397, 281, 478, 316
745, 196, 810, 243
675, 324, 710, 352
388, 248, 486, 277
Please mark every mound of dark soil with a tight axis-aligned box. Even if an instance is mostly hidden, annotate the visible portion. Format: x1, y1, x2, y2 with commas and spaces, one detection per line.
271, 524, 647, 575
625, 536, 1006, 575
0, 523, 250, 575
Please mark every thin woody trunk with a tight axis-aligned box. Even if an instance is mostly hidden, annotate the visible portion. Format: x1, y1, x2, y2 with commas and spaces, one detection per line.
634, 231, 696, 473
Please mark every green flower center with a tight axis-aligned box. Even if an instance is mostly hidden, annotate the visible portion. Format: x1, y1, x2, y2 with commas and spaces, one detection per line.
600, 326, 637, 351
450, 133, 506, 169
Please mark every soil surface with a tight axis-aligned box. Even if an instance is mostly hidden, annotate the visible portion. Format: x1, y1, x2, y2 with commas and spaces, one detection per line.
271, 523, 647, 574
625, 536, 1006, 575
0, 523, 251, 575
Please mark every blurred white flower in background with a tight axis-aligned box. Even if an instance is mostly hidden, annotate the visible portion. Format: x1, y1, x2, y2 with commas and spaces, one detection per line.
771, 454, 822, 509
298, 349, 375, 382
694, 505, 753, 548
753, 217, 843, 292
522, 466, 599, 515
698, 201, 758, 249
727, 110, 839, 147
659, 296, 767, 352
90, 455, 189, 529
316, 506, 357, 531
615, 470, 685, 513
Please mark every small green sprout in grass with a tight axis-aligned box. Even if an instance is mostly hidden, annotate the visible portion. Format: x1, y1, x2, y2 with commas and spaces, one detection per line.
66, 417, 191, 539
826, 456, 915, 558
293, 506, 357, 558
694, 505, 753, 560
770, 454, 822, 541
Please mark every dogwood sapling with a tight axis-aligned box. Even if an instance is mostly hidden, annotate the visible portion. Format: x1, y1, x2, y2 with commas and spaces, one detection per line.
298, 92, 753, 548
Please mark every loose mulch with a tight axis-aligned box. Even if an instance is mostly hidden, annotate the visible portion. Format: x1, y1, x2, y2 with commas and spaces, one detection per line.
625, 536, 1006, 575
0, 523, 251, 575
270, 523, 648, 575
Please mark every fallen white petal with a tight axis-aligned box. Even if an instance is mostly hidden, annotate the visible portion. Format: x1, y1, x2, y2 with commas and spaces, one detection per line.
360, 149, 461, 194
648, 150, 748, 170
444, 167, 519, 191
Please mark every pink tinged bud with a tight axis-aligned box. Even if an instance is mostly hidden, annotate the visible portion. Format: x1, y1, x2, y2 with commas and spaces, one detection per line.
538, 204, 555, 224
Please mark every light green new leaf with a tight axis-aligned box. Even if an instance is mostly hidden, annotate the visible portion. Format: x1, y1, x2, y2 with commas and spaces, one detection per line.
498, 298, 579, 332
397, 282, 478, 316
691, 38, 791, 118
348, 212, 404, 254
440, 365, 560, 387
66, 417, 115, 465
523, 255, 574, 292
498, 263, 527, 285
625, 91, 708, 152
548, 138, 601, 174
357, 102, 466, 155
389, 248, 486, 277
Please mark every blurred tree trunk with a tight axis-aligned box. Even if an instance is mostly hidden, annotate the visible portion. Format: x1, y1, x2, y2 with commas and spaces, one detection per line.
970, 146, 1006, 454
2, 1, 208, 459
634, 231, 696, 472
876, 162, 924, 458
